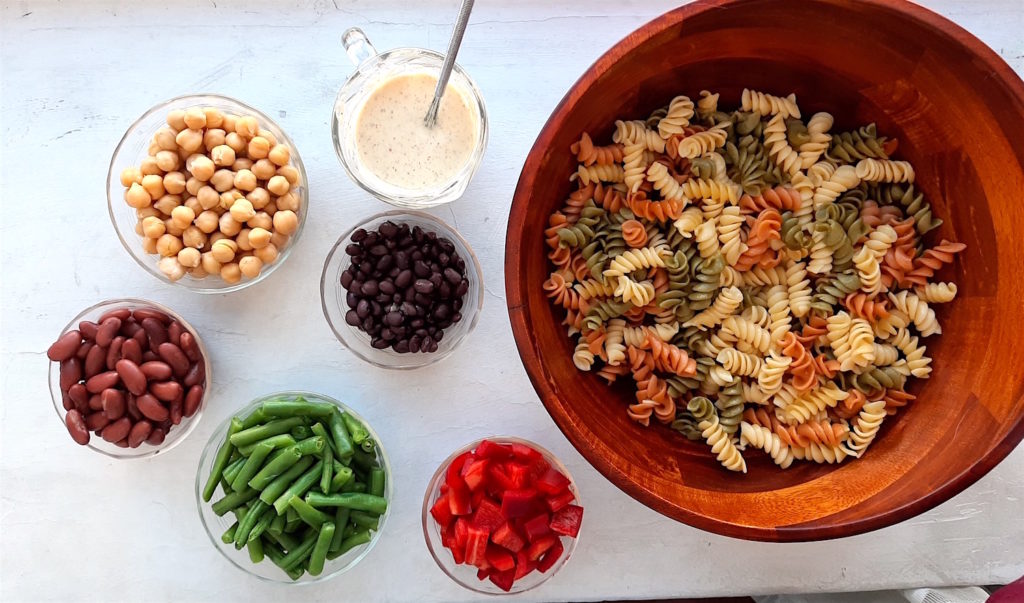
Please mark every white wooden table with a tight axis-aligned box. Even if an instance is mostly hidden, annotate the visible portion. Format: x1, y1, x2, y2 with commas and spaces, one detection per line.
2, 1, 1023, 601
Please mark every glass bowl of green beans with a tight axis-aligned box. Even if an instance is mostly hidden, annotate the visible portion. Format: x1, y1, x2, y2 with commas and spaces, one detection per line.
194, 391, 392, 584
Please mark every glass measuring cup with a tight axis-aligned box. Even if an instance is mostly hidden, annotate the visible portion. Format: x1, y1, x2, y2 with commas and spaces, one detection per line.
332, 28, 489, 209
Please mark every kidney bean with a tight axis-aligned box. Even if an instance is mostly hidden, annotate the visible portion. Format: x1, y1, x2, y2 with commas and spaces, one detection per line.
113, 439, 129, 448
95, 317, 122, 347
126, 394, 142, 421
179, 331, 201, 362
142, 317, 168, 349
157, 343, 189, 377
100, 417, 132, 443
184, 361, 205, 388
115, 359, 147, 396
184, 385, 203, 417
120, 319, 143, 339
121, 338, 143, 365
85, 411, 110, 432
47, 330, 81, 361
75, 340, 92, 360
68, 383, 88, 407
61, 394, 75, 411
88, 393, 104, 411
167, 321, 183, 346
99, 308, 131, 323
105, 336, 125, 371
133, 308, 170, 324
140, 361, 172, 381
128, 420, 153, 448
170, 396, 183, 425
146, 428, 166, 446
86, 370, 120, 394
132, 328, 148, 348
84, 344, 106, 378
141, 350, 159, 363
65, 410, 90, 445
137, 393, 170, 422
102, 388, 126, 420
78, 320, 99, 340
150, 380, 182, 403
59, 357, 82, 392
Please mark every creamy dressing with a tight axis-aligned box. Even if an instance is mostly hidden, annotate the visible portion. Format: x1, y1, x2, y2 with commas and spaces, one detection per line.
355, 73, 478, 190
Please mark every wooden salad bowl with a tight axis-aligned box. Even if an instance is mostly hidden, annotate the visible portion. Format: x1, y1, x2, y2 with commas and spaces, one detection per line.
505, 0, 1024, 541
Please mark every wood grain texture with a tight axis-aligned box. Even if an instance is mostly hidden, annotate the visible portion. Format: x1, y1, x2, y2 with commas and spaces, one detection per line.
506, 0, 1024, 542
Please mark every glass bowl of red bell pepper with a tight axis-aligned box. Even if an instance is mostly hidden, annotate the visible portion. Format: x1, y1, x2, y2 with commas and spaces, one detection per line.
421, 437, 584, 594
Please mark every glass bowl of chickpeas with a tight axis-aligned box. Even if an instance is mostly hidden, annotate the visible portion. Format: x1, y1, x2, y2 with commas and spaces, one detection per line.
107, 94, 308, 293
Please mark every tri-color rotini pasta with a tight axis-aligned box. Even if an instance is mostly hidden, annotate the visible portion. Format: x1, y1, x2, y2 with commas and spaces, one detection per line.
542, 88, 966, 474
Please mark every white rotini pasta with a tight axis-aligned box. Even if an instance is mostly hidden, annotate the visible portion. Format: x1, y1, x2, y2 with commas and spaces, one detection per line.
614, 275, 656, 306
853, 245, 882, 296
717, 205, 747, 266
741, 88, 801, 119
645, 161, 687, 202
622, 141, 647, 193
888, 291, 941, 337
676, 124, 729, 159
915, 282, 957, 304
717, 347, 763, 377
798, 112, 834, 169
845, 400, 886, 456
763, 113, 802, 176
812, 164, 860, 210
696, 89, 719, 120
612, 119, 665, 152
573, 341, 595, 371
684, 286, 742, 329
657, 95, 695, 139
678, 178, 741, 204
603, 246, 670, 277
855, 158, 915, 183
672, 206, 704, 238
694, 218, 721, 259
573, 163, 625, 185
721, 315, 772, 354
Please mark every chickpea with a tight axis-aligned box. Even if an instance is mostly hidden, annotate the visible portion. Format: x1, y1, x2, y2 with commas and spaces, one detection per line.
268, 144, 291, 167
210, 238, 237, 263
210, 169, 235, 192
188, 154, 216, 181
235, 116, 259, 139
221, 113, 237, 133
154, 150, 179, 172
251, 159, 276, 180
142, 237, 159, 254
153, 194, 182, 216
182, 225, 207, 249
154, 126, 178, 151
166, 109, 187, 131
275, 192, 299, 212
267, 175, 290, 196
158, 257, 186, 281
232, 158, 254, 173
156, 233, 184, 257
263, 201, 278, 216
184, 196, 202, 215
203, 107, 224, 129
163, 171, 186, 194
248, 227, 272, 249
195, 210, 220, 233
170, 205, 196, 229
142, 216, 166, 238
141, 174, 166, 199
140, 156, 162, 176
147, 141, 161, 157
125, 183, 152, 209
229, 198, 256, 222
254, 242, 279, 265
218, 212, 242, 236
220, 262, 242, 284
197, 186, 220, 210
233, 169, 257, 192
258, 129, 278, 147
211, 144, 235, 167
176, 246, 201, 268
247, 211, 272, 230
201, 251, 222, 275
247, 136, 270, 160
183, 107, 207, 130
120, 167, 143, 187
239, 255, 263, 279
203, 128, 226, 151
134, 221, 144, 236
185, 176, 203, 196
246, 187, 270, 210
225, 132, 246, 154
270, 232, 290, 249
164, 220, 184, 237
175, 128, 204, 153
189, 264, 209, 279
273, 210, 299, 236
276, 165, 300, 186
137, 206, 160, 220
177, 147, 192, 163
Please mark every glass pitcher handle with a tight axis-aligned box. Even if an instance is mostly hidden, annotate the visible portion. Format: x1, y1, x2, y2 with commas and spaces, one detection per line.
342, 28, 378, 67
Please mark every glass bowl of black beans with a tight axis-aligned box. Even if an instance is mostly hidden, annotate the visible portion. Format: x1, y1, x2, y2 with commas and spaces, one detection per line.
320, 210, 484, 369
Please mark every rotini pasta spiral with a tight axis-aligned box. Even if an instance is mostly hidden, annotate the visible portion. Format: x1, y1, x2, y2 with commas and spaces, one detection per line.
717, 347, 763, 377
574, 163, 625, 185
683, 285, 742, 329
676, 124, 729, 159
798, 112, 833, 169
688, 397, 747, 473
887, 291, 941, 336
914, 282, 957, 304
613, 119, 666, 152
741, 88, 801, 119
571, 132, 625, 166
679, 178, 741, 204
739, 422, 794, 468
603, 246, 670, 278
812, 165, 861, 211
717, 205, 748, 266
658, 95, 696, 139
855, 158, 915, 184
844, 400, 886, 456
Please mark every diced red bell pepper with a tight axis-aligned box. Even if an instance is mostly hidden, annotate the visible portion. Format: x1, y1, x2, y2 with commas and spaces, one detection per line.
505, 462, 531, 489
465, 526, 490, 568
535, 467, 571, 495
510, 442, 542, 462
487, 462, 516, 491
447, 451, 473, 487
491, 522, 525, 553
461, 458, 490, 491
476, 568, 490, 581
500, 488, 537, 518
489, 568, 516, 592
537, 538, 564, 573
485, 545, 516, 572
545, 489, 576, 513
448, 480, 473, 516
440, 482, 449, 495
550, 504, 583, 538
454, 517, 470, 548
440, 522, 456, 549
471, 488, 486, 508
476, 439, 513, 459
526, 534, 559, 561
450, 542, 465, 565
522, 513, 551, 542
430, 493, 454, 527
514, 550, 536, 580
472, 497, 505, 532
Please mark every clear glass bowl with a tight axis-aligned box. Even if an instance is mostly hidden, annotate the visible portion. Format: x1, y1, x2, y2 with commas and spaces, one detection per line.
421, 437, 582, 595
194, 391, 392, 584
320, 210, 484, 370
107, 93, 309, 293
47, 298, 211, 459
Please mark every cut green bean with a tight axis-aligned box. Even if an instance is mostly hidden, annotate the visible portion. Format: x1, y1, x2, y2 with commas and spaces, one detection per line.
329, 465, 353, 493
349, 510, 380, 530
247, 536, 264, 563
285, 506, 301, 533
327, 410, 355, 459
311, 422, 336, 457
237, 433, 296, 456
304, 492, 388, 515
240, 408, 268, 429
221, 456, 247, 485
203, 418, 243, 502
306, 522, 335, 576
351, 447, 377, 472
234, 500, 269, 549
328, 508, 350, 552
266, 528, 299, 551
326, 529, 371, 560
212, 488, 258, 516
343, 522, 357, 538
221, 522, 238, 544
268, 513, 286, 536
341, 413, 369, 446
248, 446, 303, 490
369, 467, 385, 497
248, 508, 275, 542
259, 456, 315, 505
360, 439, 375, 454
293, 436, 325, 456
289, 495, 331, 528
289, 424, 312, 440
340, 480, 367, 493
279, 531, 318, 570
272, 459, 324, 515
320, 446, 333, 494
230, 417, 305, 448
264, 540, 304, 580
262, 398, 335, 418
231, 441, 274, 492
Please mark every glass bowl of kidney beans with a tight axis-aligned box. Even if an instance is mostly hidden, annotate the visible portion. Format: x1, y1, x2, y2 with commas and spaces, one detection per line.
47, 298, 211, 459
320, 210, 483, 369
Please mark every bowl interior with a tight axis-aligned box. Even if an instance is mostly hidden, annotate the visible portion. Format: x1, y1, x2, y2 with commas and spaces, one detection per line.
48, 298, 210, 459
506, 0, 1024, 541
107, 93, 308, 293
320, 210, 484, 370
194, 391, 392, 584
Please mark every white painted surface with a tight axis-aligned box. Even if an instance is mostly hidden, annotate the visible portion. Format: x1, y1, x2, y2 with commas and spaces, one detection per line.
2, 1, 1022, 601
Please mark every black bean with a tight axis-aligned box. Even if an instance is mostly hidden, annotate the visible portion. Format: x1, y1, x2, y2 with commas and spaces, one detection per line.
360, 260, 373, 273
351, 228, 368, 242
438, 253, 450, 266
414, 260, 430, 277
395, 269, 413, 288
415, 328, 429, 338
345, 310, 361, 326
456, 279, 469, 296
456, 257, 466, 270
376, 293, 391, 304
411, 249, 424, 261
380, 328, 394, 340
345, 243, 362, 256
400, 302, 417, 316
379, 221, 399, 238
361, 281, 379, 296
370, 301, 382, 316
376, 254, 393, 271
369, 244, 387, 257
422, 335, 434, 349
394, 340, 410, 353
346, 292, 359, 308
414, 279, 435, 294
410, 319, 424, 328
409, 335, 421, 350
454, 298, 464, 312
380, 280, 395, 295
414, 293, 433, 306
412, 226, 424, 241
452, 312, 463, 323
356, 299, 370, 318
435, 330, 444, 342
363, 232, 379, 246
395, 251, 409, 269
385, 311, 403, 326
444, 268, 462, 284
404, 288, 417, 302
362, 317, 375, 332
426, 231, 437, 241
434, 305, 450, 320
341, 269, 355, 289
439, 283, 452, 299
371, 337, 389, 349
